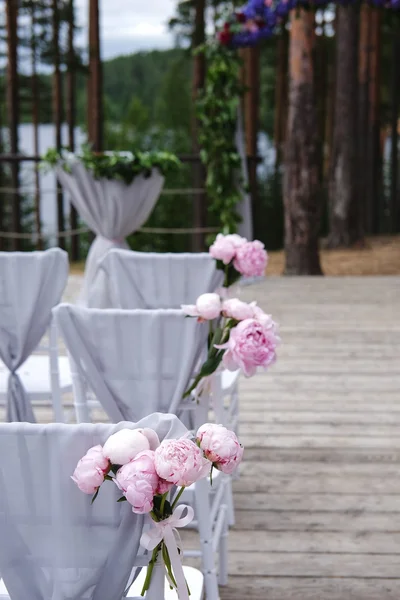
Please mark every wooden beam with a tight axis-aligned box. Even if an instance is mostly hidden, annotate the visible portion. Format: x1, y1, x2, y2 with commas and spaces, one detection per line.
88, 0, 103, 151
5, 0, 21, 250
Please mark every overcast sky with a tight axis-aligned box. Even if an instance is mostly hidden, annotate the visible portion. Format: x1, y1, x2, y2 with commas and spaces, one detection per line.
75, 0, 177, 59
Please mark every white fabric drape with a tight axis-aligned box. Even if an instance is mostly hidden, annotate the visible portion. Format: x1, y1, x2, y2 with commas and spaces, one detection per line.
235, 108, 253, 241
53, 305, 208, 422
55, 161, 164, 305
0, 414, 187, 600
93, 249, 224, 309
0, 249, 69, 422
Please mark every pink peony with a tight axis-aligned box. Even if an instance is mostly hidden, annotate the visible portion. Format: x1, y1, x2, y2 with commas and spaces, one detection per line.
233, 240, 268, 277
102, 429, 150, 465
154, 439, 211, 487
197, 423, 244, 474
222, 298, 257, 321
209, 233, 246, 265
136, 428, 160, 450
182, 293, 222, 321
71, 445, 110, 495
125, 479, 154, 514
116, 450, 159, 494
217, 318, 279, 377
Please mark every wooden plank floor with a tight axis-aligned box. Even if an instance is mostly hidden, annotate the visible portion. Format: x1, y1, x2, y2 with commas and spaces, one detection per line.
19, 274, 400, 599
218, 276, 400, 599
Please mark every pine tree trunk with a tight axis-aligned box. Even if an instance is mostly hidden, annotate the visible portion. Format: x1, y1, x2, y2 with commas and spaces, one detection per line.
31, 3, 42, 250
283, 11, 322, 275
390, 33, 400, 233
191, 0, 206, 251
67, 0, 79, 260
6, 0, 21, 250
366, 9, 381, 234
327, 5, 359, 248
274, 28, 288, 167
357, 4, 370, 237
88, 0, 103, 151
53, 0, 65, 248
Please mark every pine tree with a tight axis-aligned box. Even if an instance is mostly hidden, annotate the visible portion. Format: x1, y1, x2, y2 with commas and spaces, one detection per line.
283, 11, 322, 274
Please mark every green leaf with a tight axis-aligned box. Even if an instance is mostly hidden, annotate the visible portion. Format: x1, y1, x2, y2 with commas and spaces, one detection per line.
117, 496, 127, 503
91, 488, 99, 504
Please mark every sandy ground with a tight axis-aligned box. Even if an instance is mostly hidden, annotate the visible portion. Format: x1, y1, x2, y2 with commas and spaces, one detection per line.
70, 236, 400, 277
267, 236, 400, 276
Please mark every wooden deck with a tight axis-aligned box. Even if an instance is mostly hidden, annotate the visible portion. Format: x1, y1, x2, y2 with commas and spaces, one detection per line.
18, 274, 400, 599
219, 276, 400, 599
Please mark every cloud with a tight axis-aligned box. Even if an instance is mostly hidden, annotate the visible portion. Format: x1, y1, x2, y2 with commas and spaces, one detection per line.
75, 0, 176, 58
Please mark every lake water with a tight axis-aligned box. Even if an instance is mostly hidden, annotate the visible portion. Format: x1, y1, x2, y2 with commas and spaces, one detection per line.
17, 123, 85, 243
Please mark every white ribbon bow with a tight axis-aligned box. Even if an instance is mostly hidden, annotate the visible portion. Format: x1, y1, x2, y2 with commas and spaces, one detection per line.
140, 504, 194, 600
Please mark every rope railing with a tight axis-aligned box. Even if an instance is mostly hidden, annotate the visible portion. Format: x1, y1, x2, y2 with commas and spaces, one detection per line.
0, 186, 205, 195
0, 225, 220, 240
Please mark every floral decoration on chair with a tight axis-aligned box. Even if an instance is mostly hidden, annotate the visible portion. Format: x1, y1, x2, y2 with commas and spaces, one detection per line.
72, 425, 243, 599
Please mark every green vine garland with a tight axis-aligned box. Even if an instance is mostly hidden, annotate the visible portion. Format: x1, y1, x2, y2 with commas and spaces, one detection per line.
42, 146, 181, 185
196, 42, 245, 234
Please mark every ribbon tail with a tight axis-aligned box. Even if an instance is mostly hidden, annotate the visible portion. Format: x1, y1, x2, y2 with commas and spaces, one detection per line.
164, 528, 189, 600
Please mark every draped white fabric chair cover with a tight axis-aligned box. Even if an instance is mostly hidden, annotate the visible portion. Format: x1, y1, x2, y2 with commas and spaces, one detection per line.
0, 249, 69, 422
92, 249, 224, 309
53, 304, 207, 423
0, 414, 187, 600
55, 161, 164, 305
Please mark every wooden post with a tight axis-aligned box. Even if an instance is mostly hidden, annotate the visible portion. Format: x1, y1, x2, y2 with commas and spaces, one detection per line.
53, 0, 65, 249
243, 46, 260, 233
5, 0, 21, 251
283, 11, 322, 275
191, 0, 206, 252
67, 0, 79, 260
390, 32, 400, 233
30, 2, 42, 250
88, 0, 103, 151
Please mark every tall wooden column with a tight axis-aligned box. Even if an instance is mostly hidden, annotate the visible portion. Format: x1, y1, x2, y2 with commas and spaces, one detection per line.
5, 0, 21, 250
53, 0, 65, 248
191, 0, 206, 251
88, 0, 103, 151
242, 46, 260, 233
67, 0, 79, 260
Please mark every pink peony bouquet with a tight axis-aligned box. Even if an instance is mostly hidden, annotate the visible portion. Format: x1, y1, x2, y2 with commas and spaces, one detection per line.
182, 294, 279, 397
209, 233, 268, 287
72, 425, 243, 599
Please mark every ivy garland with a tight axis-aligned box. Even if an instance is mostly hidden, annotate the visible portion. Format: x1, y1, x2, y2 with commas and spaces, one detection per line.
196, 41, 245, 234
42, 146, 181, 185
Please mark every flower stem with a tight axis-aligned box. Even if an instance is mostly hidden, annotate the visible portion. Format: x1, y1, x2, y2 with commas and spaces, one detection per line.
141, 544, 160, 596
224, 264, 229, 288
160, 492, 168, 517
171, 486, 186, 511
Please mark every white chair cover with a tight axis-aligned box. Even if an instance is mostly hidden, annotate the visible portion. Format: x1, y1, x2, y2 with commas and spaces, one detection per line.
0, 414, 187, 600
0, 249, 69, 422
93, 249, 224, 309
55, 161, 164, 305
53, 305, 208, 422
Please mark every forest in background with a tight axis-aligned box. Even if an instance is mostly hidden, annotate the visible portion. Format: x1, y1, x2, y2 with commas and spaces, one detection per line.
0, 0, 399, 264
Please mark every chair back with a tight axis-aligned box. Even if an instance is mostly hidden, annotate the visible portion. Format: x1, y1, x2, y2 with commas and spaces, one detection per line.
53, 304, 207, 423
0, 249, 69, 421
0, 414, 187, 600
94, 249, 223, 309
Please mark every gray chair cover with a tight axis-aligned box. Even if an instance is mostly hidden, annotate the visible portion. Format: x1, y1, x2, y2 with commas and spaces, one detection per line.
0, 248, 69, 422
93, 249, 224, 309
55, 161, 164, 306
53, 305, 208, 422
0, 414, 187, 600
